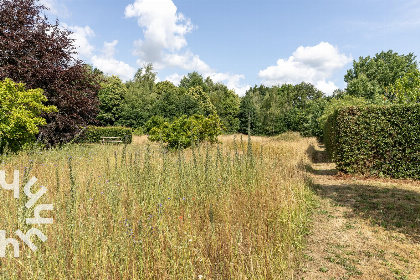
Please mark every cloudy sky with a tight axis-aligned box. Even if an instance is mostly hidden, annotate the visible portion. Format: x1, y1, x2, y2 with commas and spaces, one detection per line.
40, 0, 420, 95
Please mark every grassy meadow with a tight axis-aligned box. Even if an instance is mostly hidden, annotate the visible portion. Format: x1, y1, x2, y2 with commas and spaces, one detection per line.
0, 134, 317, 279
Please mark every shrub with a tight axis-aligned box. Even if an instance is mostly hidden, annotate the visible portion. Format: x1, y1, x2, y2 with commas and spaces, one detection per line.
148, 114, 222, 148
0, 78, 57, 153
324, 104, 420, 179
132, 127, 144, 136
144, 115, 168, 134
77, 126, 132, 144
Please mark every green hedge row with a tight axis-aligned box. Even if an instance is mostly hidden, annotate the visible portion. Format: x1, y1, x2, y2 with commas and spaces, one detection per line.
324, 104, 420, 179
76, 126, 132, 144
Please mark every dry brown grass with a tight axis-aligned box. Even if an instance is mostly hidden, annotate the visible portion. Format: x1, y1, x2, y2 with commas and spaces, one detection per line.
0, 134, 317, 279
297, 142, 420, 280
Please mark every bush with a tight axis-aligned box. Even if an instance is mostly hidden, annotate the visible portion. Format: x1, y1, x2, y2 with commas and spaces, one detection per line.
324, 104, 420, 179
144, 115, 168, 134
77, 126, 132, 144
0, 78, 57, 153
132, 127, 144, 136
148, 114, 222, 148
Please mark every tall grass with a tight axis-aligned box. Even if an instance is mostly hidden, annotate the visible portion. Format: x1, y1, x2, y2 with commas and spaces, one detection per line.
0, 135, 316, 279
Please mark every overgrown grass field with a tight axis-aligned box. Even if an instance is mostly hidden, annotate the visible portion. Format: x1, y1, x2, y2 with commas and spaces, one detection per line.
0, 134, 316, 279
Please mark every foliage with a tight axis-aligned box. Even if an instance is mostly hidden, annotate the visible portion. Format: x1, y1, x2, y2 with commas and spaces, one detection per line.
151, 82, 202, 120
238, 82, 326, 137
132, 127, 144, 136
148, 114, 222, 148
0, 78, 57, 153
186, 86, 216, 116
318, 95, 371, 131
97, 75, 127, 125
208, 83, 240, 133
118, 64, 157, 128
324, 104, 420, 179
344, 50, 418, 100
144, 115, 168, 134
238, 93, 261, 135
388, 69, 420, 104
0, 0, 101, 146
77, 126, 132, 144
179, 71, 208, 91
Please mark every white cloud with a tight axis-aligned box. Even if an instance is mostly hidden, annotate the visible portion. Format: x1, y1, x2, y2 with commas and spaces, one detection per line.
125, 0, 249, 95
165, 71, 249, 96
59, 23, 135, 82
315, 81, 338, 94
125, 0, 194, 63
102, 40, 118, 58
209, 73, 250, 96
92, 41, 136, 81
258, 42, 352, 94
164, 73, 183, 85
164, 51, 212, 74
92, 56, 137, 81
63, 24, 95, 58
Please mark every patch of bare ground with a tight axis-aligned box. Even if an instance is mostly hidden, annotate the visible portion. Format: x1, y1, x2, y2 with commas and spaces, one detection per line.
295, 142, 420, 280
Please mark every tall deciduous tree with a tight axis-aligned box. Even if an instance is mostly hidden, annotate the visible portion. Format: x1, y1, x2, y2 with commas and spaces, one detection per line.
97, 75, 127, 125
389, 69, 420, 104
179, 72, 208, 91
344, 50, 418, 101
208, 83, 240, 133
118, 65, 157, 128
0, 0, 100, 146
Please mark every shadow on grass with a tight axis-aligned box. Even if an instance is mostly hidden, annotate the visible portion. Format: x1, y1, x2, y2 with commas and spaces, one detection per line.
306, 143, 420, 242
311, 182, 420, 242
305, 144, 337, 176
306, 143, 329, 164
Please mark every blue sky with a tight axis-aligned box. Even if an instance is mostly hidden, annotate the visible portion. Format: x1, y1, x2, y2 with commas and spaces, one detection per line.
40, 0, 420, 95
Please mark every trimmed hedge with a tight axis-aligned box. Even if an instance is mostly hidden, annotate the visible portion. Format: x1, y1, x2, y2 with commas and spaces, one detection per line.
77, 126, 132, 144
324, 104, 420, 179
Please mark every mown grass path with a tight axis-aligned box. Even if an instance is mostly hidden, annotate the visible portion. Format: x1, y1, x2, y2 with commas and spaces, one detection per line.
296, 142, 420, 280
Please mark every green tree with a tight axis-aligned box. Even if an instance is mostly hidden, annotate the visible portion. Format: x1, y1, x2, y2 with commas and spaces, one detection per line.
97, 75, 127, 125
259, 88, 283, 135
179, 72, 208, 91
0, 78, 57, 153
344, 50, 418, 100
151, 81, 202, 120
186, 86, 216, 116
389, 69, 420, 104
207, 82, 240, 133
292, 82, 324, 108
345, 73, 382, 100
0, 0, 101, 146
238, 94, 260, 134
118, 65, 157, 128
